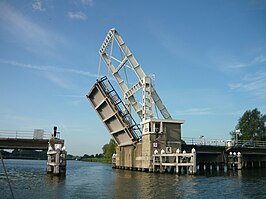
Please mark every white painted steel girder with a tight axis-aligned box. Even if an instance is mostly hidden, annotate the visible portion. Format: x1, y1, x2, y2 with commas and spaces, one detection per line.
99, 28, 172, 120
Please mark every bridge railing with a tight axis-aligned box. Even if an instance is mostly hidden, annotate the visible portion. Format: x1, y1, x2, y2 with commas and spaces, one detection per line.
182, 137, 266, 148
182, 137, 227, 147
0, 130, 51, 140
235, 140, 266, 148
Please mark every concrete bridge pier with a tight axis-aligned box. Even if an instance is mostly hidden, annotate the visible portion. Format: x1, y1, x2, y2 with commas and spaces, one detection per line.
47, 127, 66, 175
227, 152, 242, 170
237, 152, 242, 170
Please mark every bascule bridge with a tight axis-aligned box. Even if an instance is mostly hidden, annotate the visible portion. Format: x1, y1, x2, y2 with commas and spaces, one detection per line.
87, 28, 266, 174
87, 28, 193, 172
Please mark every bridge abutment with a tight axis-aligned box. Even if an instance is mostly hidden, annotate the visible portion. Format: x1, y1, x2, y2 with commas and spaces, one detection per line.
47, 127, 66, 175
47, 137, 66, 175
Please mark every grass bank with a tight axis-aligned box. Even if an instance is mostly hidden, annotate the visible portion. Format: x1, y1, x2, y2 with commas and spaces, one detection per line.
81, 157, 112, 163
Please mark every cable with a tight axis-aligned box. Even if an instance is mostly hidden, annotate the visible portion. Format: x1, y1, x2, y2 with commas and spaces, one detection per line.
0, 151, 15, 199
97, 56, 102, 79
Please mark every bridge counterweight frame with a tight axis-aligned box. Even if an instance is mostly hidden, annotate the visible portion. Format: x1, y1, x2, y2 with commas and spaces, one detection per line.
99, 28, 172, 121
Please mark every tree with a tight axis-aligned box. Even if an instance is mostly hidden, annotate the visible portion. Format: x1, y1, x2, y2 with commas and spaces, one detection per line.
0, 149, 11, 158
102, 139, 117, 159
231, 108, 266, 141
95, 153, 103, 158
83, 154, 90, 159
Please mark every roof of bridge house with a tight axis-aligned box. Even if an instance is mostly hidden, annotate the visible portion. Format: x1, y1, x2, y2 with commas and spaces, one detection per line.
141, 118, 185, 124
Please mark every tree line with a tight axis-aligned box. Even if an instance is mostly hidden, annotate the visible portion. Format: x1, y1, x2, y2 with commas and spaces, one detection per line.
3, 108, 263, 161
80, 139, 117, 163
0, 139, 117, 162
0, 149, 47, 160
230, 108, 266, 141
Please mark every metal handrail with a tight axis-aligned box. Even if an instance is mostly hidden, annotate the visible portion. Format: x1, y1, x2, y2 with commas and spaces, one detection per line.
182, 137, 227, 146
98, 76, 142, 141
235, 139, 266, 148
0, 130, 50, 139
182, 137, 266, 148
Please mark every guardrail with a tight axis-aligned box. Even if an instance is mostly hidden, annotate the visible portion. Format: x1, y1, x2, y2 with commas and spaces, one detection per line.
182, 137, 266, 148
182, 137, 227, 146
0, 130, 51, 140
235, 140, 266, 148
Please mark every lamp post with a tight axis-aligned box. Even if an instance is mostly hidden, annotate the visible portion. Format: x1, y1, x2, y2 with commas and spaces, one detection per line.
199, 135, 204, 145
235, 129, 241, 145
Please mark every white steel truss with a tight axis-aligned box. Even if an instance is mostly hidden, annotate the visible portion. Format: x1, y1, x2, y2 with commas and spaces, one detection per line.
99, 28, 172, 121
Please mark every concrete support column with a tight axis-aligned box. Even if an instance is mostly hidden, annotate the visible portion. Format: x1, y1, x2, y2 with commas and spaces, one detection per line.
47, 137, 66, 175
152, 155, 155, 172
192, 148, 196, 174
228, 152, 234, 170
237, 152, 242, 170
176, 154, 179, 174
159, 155, 163, 173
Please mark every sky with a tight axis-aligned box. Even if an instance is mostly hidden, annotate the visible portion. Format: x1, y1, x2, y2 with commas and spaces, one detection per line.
0, 0, 265, 155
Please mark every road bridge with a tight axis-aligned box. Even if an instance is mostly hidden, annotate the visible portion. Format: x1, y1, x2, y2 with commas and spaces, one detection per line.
0, 128, 67, 175
181, 137, 266, 170
0, 130, 50, 150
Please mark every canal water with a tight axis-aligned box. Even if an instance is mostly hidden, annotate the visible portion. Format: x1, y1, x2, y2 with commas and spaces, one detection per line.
1, 159, 266, 199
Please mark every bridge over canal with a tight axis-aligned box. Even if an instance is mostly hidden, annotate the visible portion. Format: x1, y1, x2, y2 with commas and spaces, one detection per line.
0, 130, 51, 150
0, 128, 67, 175
182, 137, 266, 169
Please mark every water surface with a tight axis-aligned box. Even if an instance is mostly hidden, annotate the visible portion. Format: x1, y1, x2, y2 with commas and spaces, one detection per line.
1, 159, 266, 198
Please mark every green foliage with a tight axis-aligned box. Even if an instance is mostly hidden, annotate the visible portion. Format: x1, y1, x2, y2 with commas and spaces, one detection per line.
1, 149, 47, 159
80, 139, 117, 163
66, 154, 80, 160
232, 108, 266, 141
81, 157, 111, 163
81, 153, 99, 160
102, 139, 117, 159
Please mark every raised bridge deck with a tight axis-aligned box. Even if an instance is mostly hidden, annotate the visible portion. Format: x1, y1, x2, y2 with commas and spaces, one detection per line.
87, 76, 141, 146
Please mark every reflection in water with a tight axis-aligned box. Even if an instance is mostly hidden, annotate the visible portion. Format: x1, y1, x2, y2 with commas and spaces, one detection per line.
45, 174, 66, 187
1, 159, 266, 199
112, 170, 169, 199
113, 170, 210, 198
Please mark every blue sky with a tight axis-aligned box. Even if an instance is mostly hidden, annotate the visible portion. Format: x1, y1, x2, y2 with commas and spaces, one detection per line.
0, 0, 265, 155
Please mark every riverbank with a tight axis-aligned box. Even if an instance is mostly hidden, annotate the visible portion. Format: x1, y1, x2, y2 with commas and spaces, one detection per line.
1, 156, 46, 160
81, 157, 112, 163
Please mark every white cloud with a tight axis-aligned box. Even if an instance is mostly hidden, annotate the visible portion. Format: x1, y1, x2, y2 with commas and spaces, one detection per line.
229, 71, 266, 99
175, 108, 212, 116
81, 0, 94, 7
32, 0, 46, 12
227, 63, 248, 69
67, 11, 87, 20
0, 2, 64, 53
252, 55, 266, 64
0, 58, 103, 90
0, 58, 99, 78
227, 55, 266, 69
226, 54, 266, 99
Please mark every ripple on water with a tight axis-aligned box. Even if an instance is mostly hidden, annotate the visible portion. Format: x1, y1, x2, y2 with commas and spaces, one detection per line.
1, 160, 266, 199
